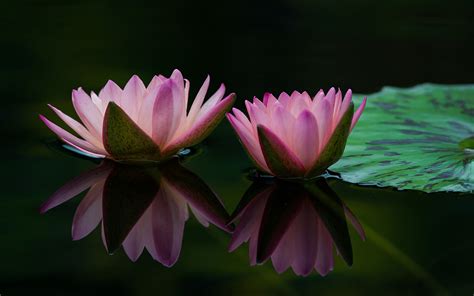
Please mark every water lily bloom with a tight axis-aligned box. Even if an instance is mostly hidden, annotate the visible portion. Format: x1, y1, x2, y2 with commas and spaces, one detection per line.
228, 178, 366, 276
40, 70, 235, 162
40, 159, 233, 266
227, 88, 366, 177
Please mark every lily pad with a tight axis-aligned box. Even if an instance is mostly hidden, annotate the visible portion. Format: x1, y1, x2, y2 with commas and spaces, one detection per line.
330, 84, 473, 193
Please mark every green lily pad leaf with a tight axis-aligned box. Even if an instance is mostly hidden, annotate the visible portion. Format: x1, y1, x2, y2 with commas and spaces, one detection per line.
103, 102, 161, 162
330, 84, 473, 193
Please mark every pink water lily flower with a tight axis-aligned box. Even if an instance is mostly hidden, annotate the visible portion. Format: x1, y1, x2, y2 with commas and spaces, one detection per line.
40, 69, 235, 162
227, 88, 366, 177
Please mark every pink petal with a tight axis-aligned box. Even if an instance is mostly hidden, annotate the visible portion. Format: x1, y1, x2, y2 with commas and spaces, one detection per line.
121, 75, 146, 120
138, 83, 161, 135
246, 101, 269, 128
170, 69, 185, 88
263, 92, 277, 106
278, 92, 291, 107
339, 89, 353, 123
71, 181, 104, 240
184, 79, 190, 109
288, 94, 309, 117
99, 80, 122, 106
169, 69, 187, 126
48, 104, 104, 150
227, 114, 270, 173
310, 89, 325, 114
313, 89, 325, 101
269, 105, 294, 144
333, 89, 342, 120
147, 75, 166, 92
290, 90, 301, 100
62, 139, 106, 159
197, 83, 225, 119
350, 97, 367, 131
72, 88, 103, 139
164, 94, 235, 153
324, 87, 336, 110
292, 110, 319, 169
301, 91, 312, 105
314, 99, 332, 151
253, 97, 266, 111
266, 95, 279, 112
231, 107, 254, 135
187, 75, 210, 125
40, 115, 105, 156
151, 79, 183, 147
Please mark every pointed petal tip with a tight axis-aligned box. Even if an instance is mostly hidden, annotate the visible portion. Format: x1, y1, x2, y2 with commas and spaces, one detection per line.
345, 89, 353, 99
226, 93, 237, 103
225, 113, 235, 121
39, 114, 52, 127
38, 203, 49, 214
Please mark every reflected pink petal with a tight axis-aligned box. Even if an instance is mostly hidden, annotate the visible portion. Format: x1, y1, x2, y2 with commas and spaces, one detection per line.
122, 206, 152, 262
315, 221, 334, 276
72, 181, 104, 240
39, 161, 111, 213
290, 199, 318, 276
150, 186, 186, 267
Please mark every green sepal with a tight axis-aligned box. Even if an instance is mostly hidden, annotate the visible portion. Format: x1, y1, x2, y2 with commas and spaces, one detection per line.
103, 102, 162, 162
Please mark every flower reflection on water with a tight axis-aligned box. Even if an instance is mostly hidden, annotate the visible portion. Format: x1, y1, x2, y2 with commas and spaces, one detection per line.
228, 178, 365, 277
40, 158, 233, 267
40, 157, 365, 276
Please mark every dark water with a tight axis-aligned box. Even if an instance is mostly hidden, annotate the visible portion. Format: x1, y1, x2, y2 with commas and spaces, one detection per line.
2, 0, 474, 295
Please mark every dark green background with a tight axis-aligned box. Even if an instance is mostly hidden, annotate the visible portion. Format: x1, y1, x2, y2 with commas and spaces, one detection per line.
1, 0, 474, 295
